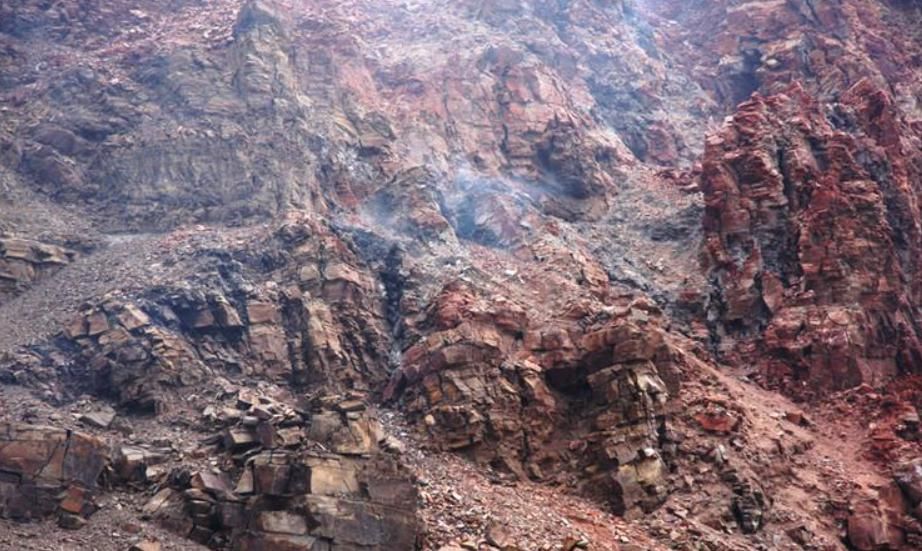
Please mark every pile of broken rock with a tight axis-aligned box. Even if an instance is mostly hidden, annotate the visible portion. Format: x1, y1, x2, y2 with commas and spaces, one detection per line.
1, 386, 418, 550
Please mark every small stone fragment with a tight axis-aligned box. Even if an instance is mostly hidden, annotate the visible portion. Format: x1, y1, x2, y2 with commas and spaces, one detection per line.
80, 407, 117, 429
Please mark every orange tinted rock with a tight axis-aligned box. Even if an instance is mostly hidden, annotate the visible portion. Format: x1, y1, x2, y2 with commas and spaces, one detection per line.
0, 424, 106, 521
694, 408, 740, 434
117, 304, 150, 331
85, 311, 109, 336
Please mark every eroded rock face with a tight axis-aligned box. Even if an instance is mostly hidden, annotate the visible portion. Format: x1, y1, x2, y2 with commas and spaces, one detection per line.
641, 0, 921, 116
0, 0, 921, 549
0, 208, 684, 522
385, 282, 680, 515
0, 423, 107, 526
1, 0, 341, 230
0, 0, 724, 234
702, 81, 922, 396
3, 217, 393, 410
0, 217, 418, 547
0, 237, 74, 301
138, 393, 418, 550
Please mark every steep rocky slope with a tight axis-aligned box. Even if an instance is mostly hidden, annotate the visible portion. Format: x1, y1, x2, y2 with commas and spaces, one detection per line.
0, 1, 921, 550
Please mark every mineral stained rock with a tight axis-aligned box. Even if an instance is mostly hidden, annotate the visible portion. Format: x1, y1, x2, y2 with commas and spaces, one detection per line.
702, 81, 922, 397
0, 0, 920, 550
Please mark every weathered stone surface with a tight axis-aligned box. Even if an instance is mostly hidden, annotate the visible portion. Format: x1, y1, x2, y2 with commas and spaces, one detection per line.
0, 237, 74, 302
693, 404, 740, 434
190, 471, 233, 498
113, 445, 169, 483
0, 0, 919, 549
386, 281, 680, 515
254, 510, 309, 535
896, 459, 922, 522
701, 82, 922, 398
237, 532, 325, 551
79, 407, 116, 429
848, 500, 906, 551
163, 432, 415, 549
0, 423, 107, 521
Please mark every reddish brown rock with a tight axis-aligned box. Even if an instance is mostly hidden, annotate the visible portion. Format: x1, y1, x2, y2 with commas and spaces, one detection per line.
701, 82, 922, 397
848, 500, 906, 551
386, 280, 680, 515
694, 407, 740, 434
0, 1, 919, 550
0, 423, 107, 521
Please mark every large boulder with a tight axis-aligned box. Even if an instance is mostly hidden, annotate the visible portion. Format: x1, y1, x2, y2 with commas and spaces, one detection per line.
0, 423, 107, 523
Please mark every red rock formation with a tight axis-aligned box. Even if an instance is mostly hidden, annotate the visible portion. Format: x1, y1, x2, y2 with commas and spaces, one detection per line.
0, 0, 921, 549
702, 79, 922, 397
384, 281, 685, 516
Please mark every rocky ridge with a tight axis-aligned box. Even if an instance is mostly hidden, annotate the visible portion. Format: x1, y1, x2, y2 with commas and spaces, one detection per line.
0, 0, 920, 550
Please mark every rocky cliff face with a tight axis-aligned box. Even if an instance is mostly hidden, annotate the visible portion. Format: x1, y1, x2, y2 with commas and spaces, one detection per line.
702, 80, 922, 397
0, 1, 921, 550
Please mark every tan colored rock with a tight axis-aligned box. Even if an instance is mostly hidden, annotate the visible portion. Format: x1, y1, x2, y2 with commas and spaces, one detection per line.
86, 311, 110, 336
251, 452, 309, 496
191, 308, 217, 329
141, 488, 178, 518
0, 238, 74, 299
308, 411, 379, 455
247, 301, 280, 325
224, 428, 259, 451
214, 300, 244, 328
255, 511, 308, 535
190, 471, 233, 497
248, 324, 288, 374
236, 466, 255, 495
297, 264, 321, 283
64, 314, 88, 339
80, 407, 116, 429
118, 304, 151, 331
307, 456, 359, 496
114, 446, 169, 482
